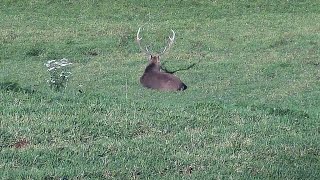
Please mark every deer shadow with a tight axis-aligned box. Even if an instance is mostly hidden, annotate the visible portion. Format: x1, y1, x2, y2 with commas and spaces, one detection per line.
160, 61, 199, 74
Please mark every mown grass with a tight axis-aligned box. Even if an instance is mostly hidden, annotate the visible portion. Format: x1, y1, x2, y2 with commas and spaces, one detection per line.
1, 0, 320, 179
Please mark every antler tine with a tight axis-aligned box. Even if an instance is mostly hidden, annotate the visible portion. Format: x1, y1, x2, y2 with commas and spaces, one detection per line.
136, 27, 151, 55
160, 29, 175, 55
136, 27, 141, 40
169, 29, 175, 42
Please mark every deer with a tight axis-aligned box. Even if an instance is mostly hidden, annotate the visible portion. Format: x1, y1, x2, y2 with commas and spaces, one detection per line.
136, 27, 187, 91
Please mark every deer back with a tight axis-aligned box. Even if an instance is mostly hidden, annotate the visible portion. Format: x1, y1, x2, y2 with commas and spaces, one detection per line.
140, 55, 187, 91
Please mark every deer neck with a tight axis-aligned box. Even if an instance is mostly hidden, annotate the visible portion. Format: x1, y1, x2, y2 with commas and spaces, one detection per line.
144, 62, 161, 73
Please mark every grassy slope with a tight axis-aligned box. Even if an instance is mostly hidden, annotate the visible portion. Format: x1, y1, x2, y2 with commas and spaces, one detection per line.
1, 0, 320, 179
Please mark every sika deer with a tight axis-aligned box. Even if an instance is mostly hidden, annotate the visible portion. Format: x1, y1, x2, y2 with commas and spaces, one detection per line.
136, 27, 187, 91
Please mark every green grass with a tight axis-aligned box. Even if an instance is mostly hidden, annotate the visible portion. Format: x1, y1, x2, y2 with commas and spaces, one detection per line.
1, 0, 320, 179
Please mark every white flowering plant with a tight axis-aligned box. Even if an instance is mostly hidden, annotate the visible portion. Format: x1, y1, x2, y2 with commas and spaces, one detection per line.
45, 58, 72, 91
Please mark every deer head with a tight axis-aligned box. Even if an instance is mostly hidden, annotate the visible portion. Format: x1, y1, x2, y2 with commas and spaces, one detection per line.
136, 27, 187, 91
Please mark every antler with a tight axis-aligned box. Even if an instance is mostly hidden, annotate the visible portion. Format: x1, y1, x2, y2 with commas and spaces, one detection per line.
159, 29, 175, 55
136, 27, 151, 55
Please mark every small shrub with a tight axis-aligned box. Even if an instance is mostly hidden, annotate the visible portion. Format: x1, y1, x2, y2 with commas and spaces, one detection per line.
45, 58, 72, 91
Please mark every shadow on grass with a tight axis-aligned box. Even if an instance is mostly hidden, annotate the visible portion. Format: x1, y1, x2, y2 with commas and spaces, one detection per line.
250, 105, 310, 119
0, 81, 36, 94
161, 62, 198, 74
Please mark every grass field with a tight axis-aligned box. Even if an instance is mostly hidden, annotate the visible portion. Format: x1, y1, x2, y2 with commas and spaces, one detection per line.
1, 0, 320, 179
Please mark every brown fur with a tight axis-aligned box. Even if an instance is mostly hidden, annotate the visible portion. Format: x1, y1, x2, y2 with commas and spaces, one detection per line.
140, 55, 187, 91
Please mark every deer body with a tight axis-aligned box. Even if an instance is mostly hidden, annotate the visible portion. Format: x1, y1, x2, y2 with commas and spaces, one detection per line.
140, 55, 187, 91
136, 28, 187, 91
